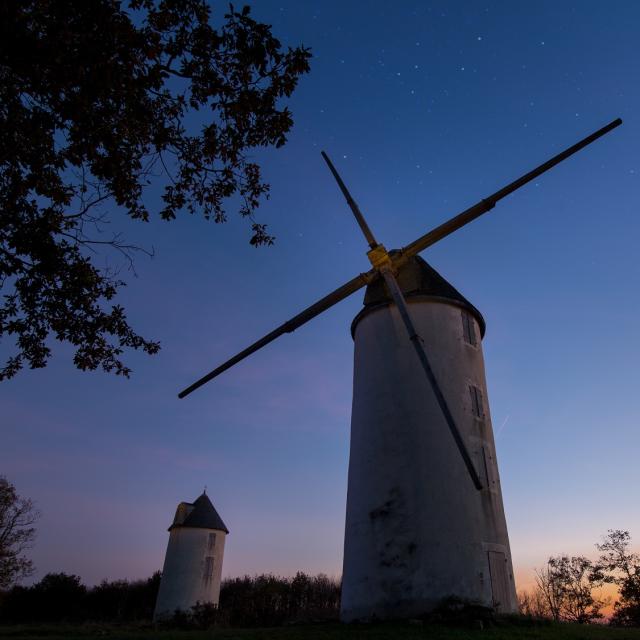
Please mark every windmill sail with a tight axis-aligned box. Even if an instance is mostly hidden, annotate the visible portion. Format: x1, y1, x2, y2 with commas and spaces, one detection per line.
179, 118, 622, 400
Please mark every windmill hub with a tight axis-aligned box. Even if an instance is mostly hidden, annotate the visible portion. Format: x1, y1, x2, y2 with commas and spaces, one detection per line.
366, 244, 394, 271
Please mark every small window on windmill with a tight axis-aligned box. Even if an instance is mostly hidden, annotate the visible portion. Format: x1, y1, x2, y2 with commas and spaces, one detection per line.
482, 446, 497, 491
203, 556, 214, 580
461, 310, 477, 347
207, 533, 216, 551
469, 384, 484, 419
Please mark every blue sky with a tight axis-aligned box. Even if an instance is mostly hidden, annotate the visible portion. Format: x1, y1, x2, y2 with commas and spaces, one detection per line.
2, 0, 639, 590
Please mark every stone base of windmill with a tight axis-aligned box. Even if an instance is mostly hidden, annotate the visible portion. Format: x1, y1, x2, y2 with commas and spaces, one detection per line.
340, 537, 517, 622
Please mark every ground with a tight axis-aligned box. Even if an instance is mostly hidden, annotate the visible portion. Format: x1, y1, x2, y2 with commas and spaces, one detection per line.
2, 622, 640, 640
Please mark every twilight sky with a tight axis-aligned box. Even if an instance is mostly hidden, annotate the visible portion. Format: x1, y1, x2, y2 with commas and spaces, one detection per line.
2, 0, 639, 592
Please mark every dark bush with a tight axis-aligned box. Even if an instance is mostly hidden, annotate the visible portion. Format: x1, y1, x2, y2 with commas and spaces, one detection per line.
1, 573, 87, 622
85, 572, 161, 622
428, 595, 495, 627
218, 572, 340, 627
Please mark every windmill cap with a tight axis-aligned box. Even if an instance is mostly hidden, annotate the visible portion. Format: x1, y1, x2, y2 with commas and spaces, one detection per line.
168, 492, 229, 533
351, 254, 485, 338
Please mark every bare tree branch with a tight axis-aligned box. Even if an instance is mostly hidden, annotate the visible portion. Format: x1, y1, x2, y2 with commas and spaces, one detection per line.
0, 476, 40, 589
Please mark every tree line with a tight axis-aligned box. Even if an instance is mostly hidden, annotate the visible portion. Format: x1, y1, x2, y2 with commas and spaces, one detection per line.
0, 571, 340, 627
519, 530, 640, 627
0, 572, 160, 624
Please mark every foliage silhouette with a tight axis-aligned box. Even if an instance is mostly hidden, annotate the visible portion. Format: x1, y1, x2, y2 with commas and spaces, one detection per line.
0, 1, 311, 379
519, 530, 640, 626
218, 572, 340, 627
0, 571, 160, 623
532, 556, 606, 624
596, 530, 640, 627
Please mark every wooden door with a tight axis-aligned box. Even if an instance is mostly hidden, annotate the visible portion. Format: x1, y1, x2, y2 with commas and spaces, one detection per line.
488, 550, 510, 612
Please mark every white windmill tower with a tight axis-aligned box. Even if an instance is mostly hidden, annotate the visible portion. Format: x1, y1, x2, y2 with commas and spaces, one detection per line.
178, 118, 621, 620
154, 491, 229, 620
342, 255, 515, 619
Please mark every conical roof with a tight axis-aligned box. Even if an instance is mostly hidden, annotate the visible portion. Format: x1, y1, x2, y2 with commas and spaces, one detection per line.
168, 492, 229, 533
351, 254, 485, 337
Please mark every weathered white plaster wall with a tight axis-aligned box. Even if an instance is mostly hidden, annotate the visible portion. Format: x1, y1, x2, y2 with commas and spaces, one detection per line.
154, 527, 226, 619
341, 298, 517, 621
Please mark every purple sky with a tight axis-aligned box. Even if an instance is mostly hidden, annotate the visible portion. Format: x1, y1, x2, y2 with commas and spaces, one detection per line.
2, 0, 639, 590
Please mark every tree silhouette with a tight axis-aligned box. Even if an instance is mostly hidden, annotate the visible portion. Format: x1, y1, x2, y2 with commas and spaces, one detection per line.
530, 555, 607, 623
596, 530, 640, 626
0, 476, 39, 589
0, 1, 311, 379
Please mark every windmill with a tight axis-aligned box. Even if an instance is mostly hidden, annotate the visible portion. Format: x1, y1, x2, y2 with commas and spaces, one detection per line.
178, 118, 622, 620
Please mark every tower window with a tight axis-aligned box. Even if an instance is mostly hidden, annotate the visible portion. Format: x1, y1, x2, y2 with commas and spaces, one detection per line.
469, 384, 484, 419
482, 446, 496, 491
461, 310, 477, 347
203, 556, 214, 579
207, 533, 216, 551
